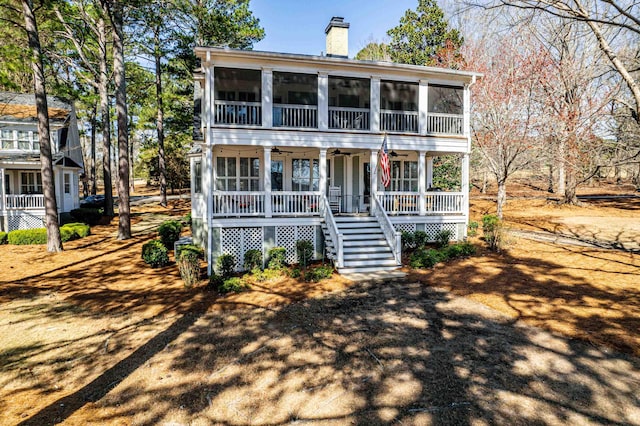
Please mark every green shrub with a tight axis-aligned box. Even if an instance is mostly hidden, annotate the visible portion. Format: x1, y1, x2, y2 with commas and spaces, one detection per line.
59, 212, 75, 225
467, 221, 479, 237
178, 248, 201, 288
182, 212, 192, 229
8, 228, 47, 245
0, 232, 7, 245
61, 222, 91, 239
434, 229, 453, 248
158, 220, 182, 249
409, 248, 444, 269
142, 239, 170, 268
401, 231, 415, 250
217, 253, 236, 278
482, 214, 503, 251
267, 246, 287, 270
289, 267, 302, 279
207, 273, 224, 290
306, 265, 333, 282
218, 277, 249, 294
413, 230, 429, 248
176, 243, 203, 260
251, 268, 282, 282
296, 240, 314, 268
70, 208, 104, 225
243, 249, 263, 271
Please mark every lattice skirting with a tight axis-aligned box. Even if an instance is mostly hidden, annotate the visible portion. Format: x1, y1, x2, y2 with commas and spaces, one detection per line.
5, 212, 46, 231
394, 222, 459, 241
218, 225, 318, 271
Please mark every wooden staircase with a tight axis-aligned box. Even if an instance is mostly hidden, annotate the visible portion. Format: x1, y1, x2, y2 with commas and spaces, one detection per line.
322, 215, 400, 274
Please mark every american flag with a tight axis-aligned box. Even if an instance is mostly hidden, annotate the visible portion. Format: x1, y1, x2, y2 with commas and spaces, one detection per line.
379, 135, 391, 188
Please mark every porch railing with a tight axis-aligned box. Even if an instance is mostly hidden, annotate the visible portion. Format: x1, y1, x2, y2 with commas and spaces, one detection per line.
212, 191, 265, 216
273, 104, 317, 128
373, 196, 402, 265
271, 191, 320, 216
380, 110, 419, 133
377, 191, 464, 215
320, 195, 344, 268
427, 113, 464, 135
214, 100, 262, 126
5, 194, 45, 210
328, 107, 369, 130
425, 192, 464, 214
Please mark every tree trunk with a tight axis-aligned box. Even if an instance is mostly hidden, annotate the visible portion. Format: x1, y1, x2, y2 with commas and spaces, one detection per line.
496, 179, 506, 219
563, 168, 579, 204
21, 0, 62, 252
154, 29, 168, 207
547, 163, 554, 193
90, 104, 97, 195
98, 14, 113, 216
111, 1, 131, 239
557, 139, 566, 196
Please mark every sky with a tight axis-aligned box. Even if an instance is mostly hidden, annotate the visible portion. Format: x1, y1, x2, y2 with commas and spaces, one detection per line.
250, 0, 419, 58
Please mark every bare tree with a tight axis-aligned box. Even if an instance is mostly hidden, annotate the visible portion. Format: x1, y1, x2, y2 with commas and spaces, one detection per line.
21, 0, 62, 251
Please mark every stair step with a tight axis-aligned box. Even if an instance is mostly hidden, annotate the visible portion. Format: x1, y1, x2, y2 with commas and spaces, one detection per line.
335, 216, 377, 222
335, 222, 380, 229
342, 234, 385, 241
343, 245, 393, 254
343, 258, 398, 267
344, 252, 396, 260
343, 239, 389, 247
338, 265, 401, 274
339, 227, 382, 234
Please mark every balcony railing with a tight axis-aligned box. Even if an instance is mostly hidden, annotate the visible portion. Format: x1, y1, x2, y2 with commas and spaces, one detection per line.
5, 194, 45, 210
427, 113, 464, 135
212, 191, 321, 217
328, 107, 369, 130
214, 101, 261, 126
380, 110, 419, 133
377, 191, 464, 215
273, 104, 317, 128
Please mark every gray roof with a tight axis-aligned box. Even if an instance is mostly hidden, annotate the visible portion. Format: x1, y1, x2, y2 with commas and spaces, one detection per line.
0, 91, 71, 110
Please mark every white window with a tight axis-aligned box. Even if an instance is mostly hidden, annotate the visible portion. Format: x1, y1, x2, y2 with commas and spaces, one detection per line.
216, 157, 260, 191
193, 160, 202, 194
1, 130, 14, 149
18, 131, 31, 150
4, 174, 10, 195
64, 173, 71, 194
390, 160, 418, 192
21, 172, 43, 194
292, 159, 319, 191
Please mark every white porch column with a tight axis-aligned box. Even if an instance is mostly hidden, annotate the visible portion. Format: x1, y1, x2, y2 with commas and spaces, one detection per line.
0, 167, 5, 214
262, 67, 273, 128
264, 147, 272, 218
205, 143, 214, 275
204, 58, 213, 129
426, 156, 434, 189
319, 148, 327, 196
461, 153, 470, 234
418, 79, 429, 136
318, 72, 328, 130
418, 151, 426, 216
464, 83, 471, 142
370, 149, 378, 215
370, 76, 381, 133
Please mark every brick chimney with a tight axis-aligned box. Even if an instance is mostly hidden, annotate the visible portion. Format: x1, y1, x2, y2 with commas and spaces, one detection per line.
325, 17, 349, 58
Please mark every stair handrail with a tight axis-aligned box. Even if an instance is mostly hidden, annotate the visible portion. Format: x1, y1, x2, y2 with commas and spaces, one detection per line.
373, 196, 402, 265
320, 195, 344, 268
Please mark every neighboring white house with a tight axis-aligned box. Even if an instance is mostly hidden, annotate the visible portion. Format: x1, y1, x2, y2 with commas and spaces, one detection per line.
0, 92, 84, 232
191, 17, 481, 274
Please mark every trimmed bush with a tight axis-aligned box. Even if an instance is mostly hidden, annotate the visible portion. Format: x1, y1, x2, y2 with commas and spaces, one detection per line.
62, 222, 91, 239
482, 214, 503, 251
176, 244, 203, 260
467, 221, 479, 237
8, 228, 47, 245
243, 249, 263, 271
217, 253, 236, 278
267, 246, 287, 270
409, 248, 444, 269
296, 240, 314, 268
289, 267, 302, 279
0, 231, 7, 245
413, 230, 429, 248
142, 239, 170, 268
401, 231, 415, 250
178, 248, 200, 288
70, 208, 104, 226
207, 273, 224, 290
251, 268, 282, 282
306, 265, 333, 282
158, 220, 182, 250
218, 277, 249, 294
444, 242, 476, 259
434, 229, 453, 248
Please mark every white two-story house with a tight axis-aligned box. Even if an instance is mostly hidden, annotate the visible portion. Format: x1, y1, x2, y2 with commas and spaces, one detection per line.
190, 17, 481, 274
0, 92, 83, 231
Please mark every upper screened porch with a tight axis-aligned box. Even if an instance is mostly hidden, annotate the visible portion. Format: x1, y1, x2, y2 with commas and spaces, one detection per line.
195, 47, 480, 139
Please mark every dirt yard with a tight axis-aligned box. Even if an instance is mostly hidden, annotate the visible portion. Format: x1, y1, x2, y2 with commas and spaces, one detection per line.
0, 184, 639, 425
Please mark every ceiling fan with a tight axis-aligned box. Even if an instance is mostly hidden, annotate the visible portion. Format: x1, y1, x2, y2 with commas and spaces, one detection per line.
330, 149, 351, 156
271, 146, 293, 154
389, 150, 408, 157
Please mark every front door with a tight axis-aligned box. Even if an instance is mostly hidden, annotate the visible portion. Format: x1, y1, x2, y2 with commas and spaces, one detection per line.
362, 162, 370, 213
63, 172, 73, 211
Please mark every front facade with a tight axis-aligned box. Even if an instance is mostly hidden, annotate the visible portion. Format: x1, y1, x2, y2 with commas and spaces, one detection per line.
0, 92, 83, 231
191, 21, 480, 274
